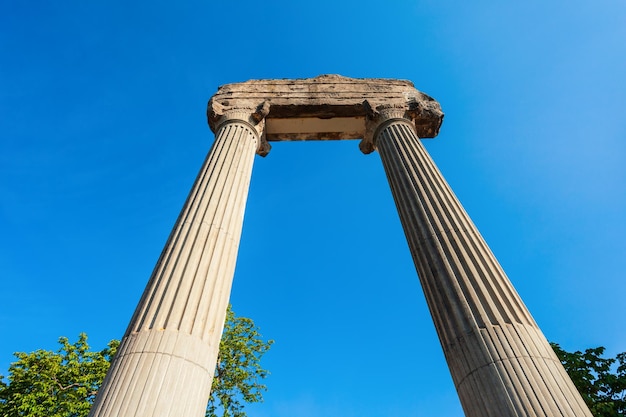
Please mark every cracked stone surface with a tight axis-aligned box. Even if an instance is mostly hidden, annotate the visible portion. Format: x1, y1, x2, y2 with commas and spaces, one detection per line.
207, 74, 444, 142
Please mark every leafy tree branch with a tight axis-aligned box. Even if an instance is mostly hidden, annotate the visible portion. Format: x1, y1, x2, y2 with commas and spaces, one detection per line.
551, 343, 626, 417
0, 305, 271, 417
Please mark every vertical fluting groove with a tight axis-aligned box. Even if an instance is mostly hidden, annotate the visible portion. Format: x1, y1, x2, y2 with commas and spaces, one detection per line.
131, 143, 216, 333
490, 327, 538, 415
404, 122, 532, 326
180, 125, 251, 335
193, 126, 254, 339
89, 120, 258, 417
198, 140, 253, 340
505, 327, 555, 414
379, 126, 510, 406
157, 124, 230, 311
145, 121, 239, 333
379, 129, 468, 343
385, 126, 470, 336
380, 126, 477, 335
399, 125, 492, 331
375, 119, 592, 417
391, 123, 507, 327
162, 124, 241, 330
417, 122, 524, 325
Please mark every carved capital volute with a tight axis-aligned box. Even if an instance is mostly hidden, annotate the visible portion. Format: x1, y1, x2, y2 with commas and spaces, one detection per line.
360, 102, 415, 154
207, 100, 271, 157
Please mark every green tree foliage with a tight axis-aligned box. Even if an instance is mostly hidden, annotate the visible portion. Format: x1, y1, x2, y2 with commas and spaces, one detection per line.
551, 343, 626, 417
207, 306, 273, 417
0, 334, 118, 417
0, 306, 272, 417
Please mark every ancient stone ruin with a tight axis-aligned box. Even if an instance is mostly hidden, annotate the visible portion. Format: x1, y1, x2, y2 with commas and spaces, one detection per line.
89, 75, 592, 417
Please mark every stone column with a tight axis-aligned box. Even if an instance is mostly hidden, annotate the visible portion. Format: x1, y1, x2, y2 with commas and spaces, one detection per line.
89, 110, 266, 417
363, 108, 592, 417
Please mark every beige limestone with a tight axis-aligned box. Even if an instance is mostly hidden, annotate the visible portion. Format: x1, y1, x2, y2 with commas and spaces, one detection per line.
92, 75, 591, 417
89, 111, 263, 417
369, 109, 592, 417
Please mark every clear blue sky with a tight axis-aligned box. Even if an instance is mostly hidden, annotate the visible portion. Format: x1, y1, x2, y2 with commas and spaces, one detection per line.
1, 1, 625, 416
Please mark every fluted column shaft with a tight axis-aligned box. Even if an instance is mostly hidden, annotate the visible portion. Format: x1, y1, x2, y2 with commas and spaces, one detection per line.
373, 117, 592, 417
89, 117, 261, 417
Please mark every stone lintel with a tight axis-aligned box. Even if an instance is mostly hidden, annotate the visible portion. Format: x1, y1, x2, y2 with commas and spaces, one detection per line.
207, 74, 444, 142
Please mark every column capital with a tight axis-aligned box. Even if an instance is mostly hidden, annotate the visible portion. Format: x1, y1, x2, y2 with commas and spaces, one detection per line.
208, 100, 271, 156
359, 103, 416, 155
